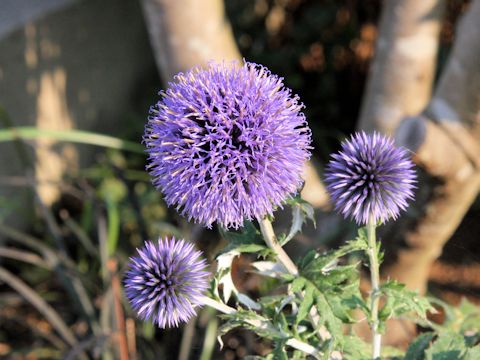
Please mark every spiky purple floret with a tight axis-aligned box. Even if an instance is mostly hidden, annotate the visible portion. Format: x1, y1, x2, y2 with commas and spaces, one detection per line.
324, 132, 416, 225
124, 237, 209, 328
144, 61, 311, 229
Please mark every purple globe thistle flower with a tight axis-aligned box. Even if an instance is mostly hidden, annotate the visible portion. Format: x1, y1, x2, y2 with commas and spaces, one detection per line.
144, 61, 311, 229
324, 131, 416, 225
124, 237, 209, 328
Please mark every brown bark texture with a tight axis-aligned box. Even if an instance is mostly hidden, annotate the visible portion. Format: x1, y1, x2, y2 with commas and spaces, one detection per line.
140, 0, 241, 80
390, 0, 480, 292
358, 0, 480, 347
358, 0, 445, 135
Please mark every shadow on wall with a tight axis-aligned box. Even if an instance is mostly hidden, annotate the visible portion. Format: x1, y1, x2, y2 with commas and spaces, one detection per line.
0, 0, 158, 224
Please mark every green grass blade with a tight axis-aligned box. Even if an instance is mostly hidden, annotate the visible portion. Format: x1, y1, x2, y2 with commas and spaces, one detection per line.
0, 127, 144, 154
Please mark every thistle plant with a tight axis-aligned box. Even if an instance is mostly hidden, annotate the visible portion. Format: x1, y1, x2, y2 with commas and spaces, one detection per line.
324, 132, 416, 226
325, 132, 417, 358
124, 237, 209, 328
144, 61, 311, 229
123, 62, 442, 359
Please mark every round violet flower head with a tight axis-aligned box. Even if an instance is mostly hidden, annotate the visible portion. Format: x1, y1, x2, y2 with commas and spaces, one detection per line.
144, 61, 311, 229
324, 131, 416, 225
124, 237, 209, 328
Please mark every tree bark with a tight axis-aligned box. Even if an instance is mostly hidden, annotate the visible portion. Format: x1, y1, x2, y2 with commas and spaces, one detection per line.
356, 0, 480, 347
358, 0, 445, 135
389, 0, 480, 293
140, 0, 241, 80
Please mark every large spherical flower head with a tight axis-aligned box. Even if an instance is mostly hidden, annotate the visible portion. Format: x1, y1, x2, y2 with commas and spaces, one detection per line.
124, 237, 209, 328
324, 131, 416, 225
144, 61, 312, 229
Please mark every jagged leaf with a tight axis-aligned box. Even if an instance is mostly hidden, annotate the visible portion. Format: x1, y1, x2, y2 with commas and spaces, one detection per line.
463, 346, 480, 360
342, 336, 371, 360
379, 280, 433, 322
252, 261, 289, 278
219, 309, 288, 341
282, 196, 316, 245
296, 284, 315, 324
216, 251, 239, 303
219, 221, 270, 255
424, 332, 466, 360
237, 293, 261, 310
404, 332, 435, 360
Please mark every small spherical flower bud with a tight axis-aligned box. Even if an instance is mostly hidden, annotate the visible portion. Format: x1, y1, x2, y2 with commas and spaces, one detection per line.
124, 237, 209, 328
324, 131, 416, 225
144, 61, 311, 229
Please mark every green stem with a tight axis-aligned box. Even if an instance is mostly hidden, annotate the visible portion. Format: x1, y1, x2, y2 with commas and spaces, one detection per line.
106, 199, 120, 256
200, 296, 322, 359
367, 216, 381, 359
257, 216, 328, 342
257, 216, 298, 275
199, 309, 218, 360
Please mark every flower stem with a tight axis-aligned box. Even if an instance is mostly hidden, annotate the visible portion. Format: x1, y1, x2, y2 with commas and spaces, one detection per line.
367, 216, 381, 359
257, 216, 298, 275
256, 216, 329, 342
200, 296, 322, 359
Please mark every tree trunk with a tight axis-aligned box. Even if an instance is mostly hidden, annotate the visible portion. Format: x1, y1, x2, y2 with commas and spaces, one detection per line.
140, 0, 241, 80
389, 0, 480, 293
358, 0, 445, 135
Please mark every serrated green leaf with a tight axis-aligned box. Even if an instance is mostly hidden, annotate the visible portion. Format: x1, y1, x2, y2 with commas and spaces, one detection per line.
457, 299, 480, 334
296, 285, 315, 325
342, 335, 370, 359
382, 346, 405, 359
282, 196, 316, 245
219, 309, 289, 341
428, 297, 480, 336
463, 346, 480, 360
379, 280, 433, 322
326, 294, 357, 323
272, 341, 289, 360
219, 221, 269, 255
291, 277, 307, 292
276, 311, 290, 334
312, 284, 343, 343
404, 332, 435, 360
425, 332, 466, 360
235, 243, 268, 253
252, 261, 288, 279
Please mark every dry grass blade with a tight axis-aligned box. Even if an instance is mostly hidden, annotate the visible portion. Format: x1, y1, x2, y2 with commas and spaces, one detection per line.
0, 222, 101, 335
63, 334, 110, 360
0, 266, 77, 347
0, 307, 65, 350
0, 247, 50, 269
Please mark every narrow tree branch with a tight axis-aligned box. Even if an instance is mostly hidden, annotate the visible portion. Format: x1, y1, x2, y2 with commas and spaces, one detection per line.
0, 266, 78, 347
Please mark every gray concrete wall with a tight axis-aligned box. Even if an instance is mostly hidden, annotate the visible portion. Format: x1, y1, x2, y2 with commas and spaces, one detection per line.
0, 0, 158, 220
